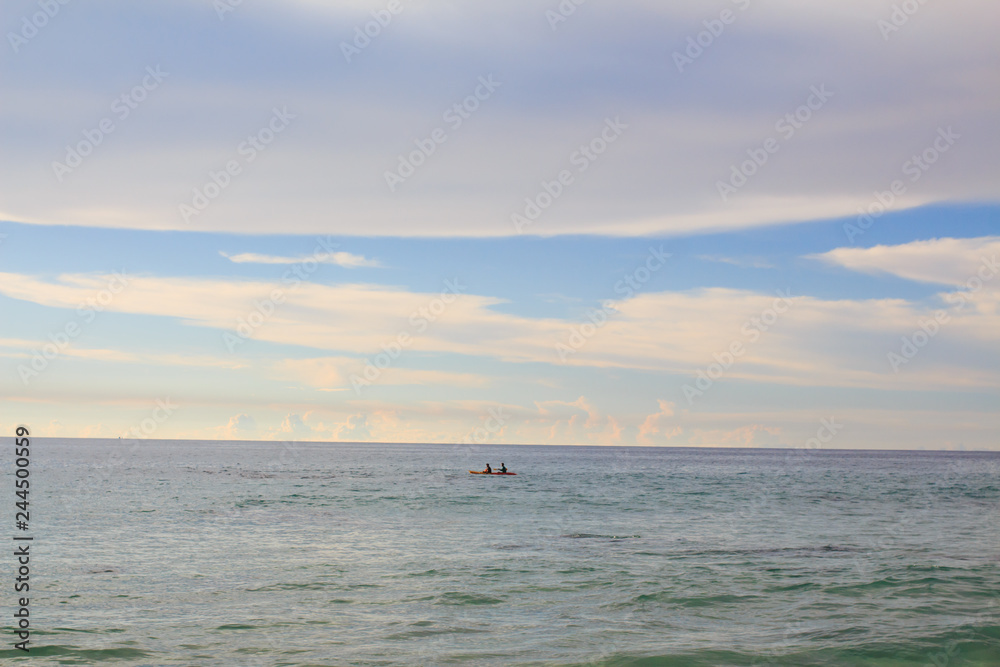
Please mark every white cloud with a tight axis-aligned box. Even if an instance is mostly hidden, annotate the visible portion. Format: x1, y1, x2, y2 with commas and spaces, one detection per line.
276, 356, 489, 391
0, 1, 997, 236
223, 413, 257, 439
687, 424, 784, 448
332, 413, 371, 442
512, 396, 623, 445
813, 236, 1000, 288
697, 255, 774, 269
0, 260, 996, 393
0, 337, 247, 369
220, 250, 382, 268
638, 399, 682, 445
273, 412, 314, 439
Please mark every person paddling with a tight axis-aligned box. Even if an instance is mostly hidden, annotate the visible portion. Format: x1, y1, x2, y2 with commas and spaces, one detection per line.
483, 463, 492, 474
498, 463, 507, 473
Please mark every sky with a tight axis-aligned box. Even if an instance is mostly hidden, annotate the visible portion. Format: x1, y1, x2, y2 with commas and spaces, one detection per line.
1, 0, 997, 449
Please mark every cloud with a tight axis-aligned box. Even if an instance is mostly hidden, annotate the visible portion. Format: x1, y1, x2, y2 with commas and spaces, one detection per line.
698, 255, 774, 269
79, 423, 116, 438
223, 413, 257, 439
274, 412, 314, 438
0, 337, 247, 369
276, 357, 490, 391
220, 250, 382, 268
638, 399, 682, 445
812, 236, 1000, 289
1, 1, 997, 236
522, 396, 623, 445
0, 265, 998, 392
688, 424, 784, 448
0, 271, 510, 358
333, 413, 371, 442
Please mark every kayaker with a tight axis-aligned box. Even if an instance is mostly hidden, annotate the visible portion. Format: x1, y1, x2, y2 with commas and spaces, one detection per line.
483, 463, 492, 474
499, 463, 507, 473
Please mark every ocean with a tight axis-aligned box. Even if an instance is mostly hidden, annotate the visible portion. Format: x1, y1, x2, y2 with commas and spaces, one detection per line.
3, 440, 999, 665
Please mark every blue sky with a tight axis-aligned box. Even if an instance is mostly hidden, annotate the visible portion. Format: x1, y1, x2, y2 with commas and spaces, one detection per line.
1, 0, 997, 448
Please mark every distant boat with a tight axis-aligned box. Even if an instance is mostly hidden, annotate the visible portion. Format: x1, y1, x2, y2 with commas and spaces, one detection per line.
469, 470, 516, 475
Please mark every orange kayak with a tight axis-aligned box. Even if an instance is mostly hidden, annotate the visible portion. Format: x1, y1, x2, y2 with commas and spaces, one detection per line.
469, 471, 517, 475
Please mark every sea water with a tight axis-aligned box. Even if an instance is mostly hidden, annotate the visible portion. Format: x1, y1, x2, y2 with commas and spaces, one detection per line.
2, 440, 999, 665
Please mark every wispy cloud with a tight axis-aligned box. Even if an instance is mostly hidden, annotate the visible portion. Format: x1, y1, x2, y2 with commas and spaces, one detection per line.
698, 255, 775, 269
220, 251, 382, 268
277, 357, 489, 391
811, 236, 1000, 288
1, 264, 997, 392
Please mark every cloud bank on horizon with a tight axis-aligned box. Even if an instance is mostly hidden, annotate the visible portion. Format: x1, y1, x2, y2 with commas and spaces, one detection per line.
1, 0, 998, 236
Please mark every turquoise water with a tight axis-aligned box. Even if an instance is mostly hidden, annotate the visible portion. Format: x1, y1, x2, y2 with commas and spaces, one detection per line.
3, 440, 999, 665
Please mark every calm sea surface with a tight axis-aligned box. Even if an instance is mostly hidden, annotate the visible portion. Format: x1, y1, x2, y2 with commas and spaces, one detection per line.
3, 440, 999, 665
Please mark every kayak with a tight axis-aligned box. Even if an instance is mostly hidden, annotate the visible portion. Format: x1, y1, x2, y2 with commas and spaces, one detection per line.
469, 471, 517, 475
